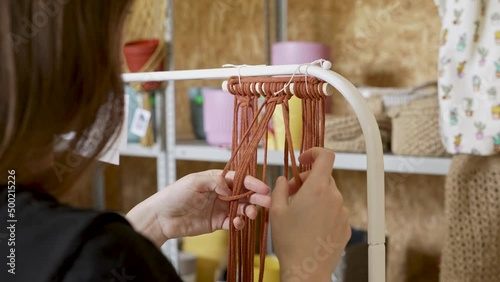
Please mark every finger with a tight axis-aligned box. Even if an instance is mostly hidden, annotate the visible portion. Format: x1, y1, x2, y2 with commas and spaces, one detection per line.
185, 172, 233, 196
248, 193, 271, 209
222, 217, 230, 230
192, 169, 225, 177
222, 171, 239, 188
221, 216, 247, 230
191, 170, 242, 196
243, 175, 271, 195
338, 208, 352, 245
237, 203, 258, 220
204, 170, 270, 195
225, 193, 271, 209
271, 176, 290, 210
233, 217, 245, 230
224, 171, 271, 195
288, 171, 311, 195
210, 175, 232, 197
298, 148, 335, 181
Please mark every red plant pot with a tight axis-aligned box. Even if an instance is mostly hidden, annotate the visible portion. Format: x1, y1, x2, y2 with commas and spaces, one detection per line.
123, 39, 163, 91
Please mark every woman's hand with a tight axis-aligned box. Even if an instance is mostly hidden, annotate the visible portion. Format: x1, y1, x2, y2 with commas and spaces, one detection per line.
127, 170, 271, 247
270, 148, 351, 282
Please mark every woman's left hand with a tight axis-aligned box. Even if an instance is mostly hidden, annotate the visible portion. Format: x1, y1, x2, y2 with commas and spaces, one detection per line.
126, 170, 271, 247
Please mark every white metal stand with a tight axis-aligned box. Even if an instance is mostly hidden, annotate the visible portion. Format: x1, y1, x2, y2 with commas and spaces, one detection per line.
123, 63, 386, 282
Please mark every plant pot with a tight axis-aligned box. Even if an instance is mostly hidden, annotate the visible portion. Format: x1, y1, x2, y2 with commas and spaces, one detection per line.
271, 41, 333, 114
123, 39, 163, 91
202, 89, 235, 147
492, 106, 500, 119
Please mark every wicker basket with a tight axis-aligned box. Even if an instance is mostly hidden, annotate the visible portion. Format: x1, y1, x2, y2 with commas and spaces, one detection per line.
123, 0, 167, 147
388, 96, 448, 157
324, 114, 392, 153
361, 81, 449, 157
123, 0, 167, 79
357, 81, 437, 108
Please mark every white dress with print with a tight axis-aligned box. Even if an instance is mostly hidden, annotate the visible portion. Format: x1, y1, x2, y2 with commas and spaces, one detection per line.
435, 0, 500, 155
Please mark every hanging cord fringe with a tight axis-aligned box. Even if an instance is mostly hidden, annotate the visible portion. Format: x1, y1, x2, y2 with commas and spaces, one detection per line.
219, 75, 328, 282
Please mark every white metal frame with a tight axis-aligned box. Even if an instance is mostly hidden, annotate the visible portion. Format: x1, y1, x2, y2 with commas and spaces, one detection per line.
123, 63, 386, 282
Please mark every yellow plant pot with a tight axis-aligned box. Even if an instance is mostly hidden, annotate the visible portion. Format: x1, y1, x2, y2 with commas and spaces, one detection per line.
254, 255, 280, 282
270, 96, 302, 150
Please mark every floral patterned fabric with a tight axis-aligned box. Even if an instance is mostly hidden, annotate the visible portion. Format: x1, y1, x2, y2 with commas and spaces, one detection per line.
435, 0, 500, 155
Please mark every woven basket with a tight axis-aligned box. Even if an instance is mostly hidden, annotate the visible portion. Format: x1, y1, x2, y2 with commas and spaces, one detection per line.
123, 0, 167, 74
388, 96, 448, 157
358, 81, 437, 108
123, 0, 168, 147
324, 114, 392, 153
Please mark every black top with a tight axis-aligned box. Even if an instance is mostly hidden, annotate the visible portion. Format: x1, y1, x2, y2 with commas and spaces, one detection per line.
0, 187, 182, 282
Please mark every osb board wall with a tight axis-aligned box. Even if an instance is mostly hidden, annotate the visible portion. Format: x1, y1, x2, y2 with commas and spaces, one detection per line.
336, 171, 445, 282
288, 0, 440, 87
288, 0, 441, 115
174, 0, 266, 139
173, 0, 442, 134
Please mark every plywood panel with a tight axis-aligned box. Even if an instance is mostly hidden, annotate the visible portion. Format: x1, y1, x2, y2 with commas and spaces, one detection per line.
336, 170, 445, 282
288, 0, 440, 87
174, 0, 266, 138
288, 0, 441, 116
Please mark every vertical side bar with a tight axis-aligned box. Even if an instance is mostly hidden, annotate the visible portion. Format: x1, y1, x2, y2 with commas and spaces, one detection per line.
308, 67, 386, 282
156, 91, 167, 190
264, 0, 270, 64
93, 164, 105, 210
275, 0, 287, 42
165, 0, 176, 186
266, 0, 287, 258
160, 0, 180, 272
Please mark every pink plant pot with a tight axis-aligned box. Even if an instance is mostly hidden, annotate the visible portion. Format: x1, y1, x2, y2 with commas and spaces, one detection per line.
202, 89, 235, 147
272, 41, 333, 113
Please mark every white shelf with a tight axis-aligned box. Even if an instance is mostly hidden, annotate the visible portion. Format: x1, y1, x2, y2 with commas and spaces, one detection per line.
174, 140, 452, 176
120, 143, 162, 158
120, 140, 451, 175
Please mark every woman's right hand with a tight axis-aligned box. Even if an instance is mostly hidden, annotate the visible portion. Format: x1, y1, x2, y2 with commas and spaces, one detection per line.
270, 148, 351, 282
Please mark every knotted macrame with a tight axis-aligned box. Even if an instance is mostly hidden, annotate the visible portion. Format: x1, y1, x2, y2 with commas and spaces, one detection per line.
219, 75, 328, 281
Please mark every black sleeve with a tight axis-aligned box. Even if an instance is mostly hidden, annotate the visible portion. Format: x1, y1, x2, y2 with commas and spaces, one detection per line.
60, 221, 182, 282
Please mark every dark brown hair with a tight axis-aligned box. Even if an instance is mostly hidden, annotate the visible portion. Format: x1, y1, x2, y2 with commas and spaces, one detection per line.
0, 0, 132, 194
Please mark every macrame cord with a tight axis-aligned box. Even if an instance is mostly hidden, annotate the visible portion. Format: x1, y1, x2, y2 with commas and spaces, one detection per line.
219, 74, 328, 282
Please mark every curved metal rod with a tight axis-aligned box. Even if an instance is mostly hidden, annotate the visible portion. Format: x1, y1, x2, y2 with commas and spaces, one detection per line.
123, 64, 386, 282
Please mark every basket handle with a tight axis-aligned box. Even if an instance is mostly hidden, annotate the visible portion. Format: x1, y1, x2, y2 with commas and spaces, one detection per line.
407, 81, 437, 96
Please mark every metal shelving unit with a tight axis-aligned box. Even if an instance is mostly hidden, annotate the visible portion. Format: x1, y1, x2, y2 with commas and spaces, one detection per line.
117, 0, 449, 279
120, 61, 458, 282
121, 140, 452, 176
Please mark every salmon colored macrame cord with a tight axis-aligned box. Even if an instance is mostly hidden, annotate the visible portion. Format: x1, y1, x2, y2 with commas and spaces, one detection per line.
219, 75, 327, 282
